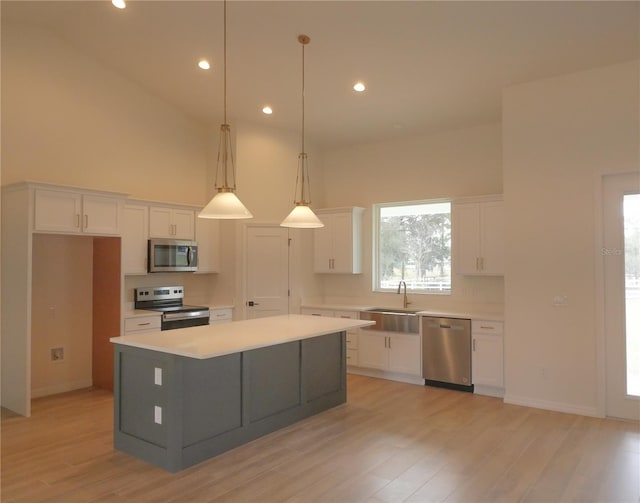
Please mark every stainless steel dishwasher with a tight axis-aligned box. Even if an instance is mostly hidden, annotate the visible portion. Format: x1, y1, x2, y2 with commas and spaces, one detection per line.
422, 316, 473, 392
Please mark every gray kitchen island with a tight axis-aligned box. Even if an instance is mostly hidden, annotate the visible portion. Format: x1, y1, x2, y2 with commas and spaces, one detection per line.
110, 314, 374, 472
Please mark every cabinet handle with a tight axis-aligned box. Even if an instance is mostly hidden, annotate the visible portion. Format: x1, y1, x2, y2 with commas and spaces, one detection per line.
138, 322, 151, 326
75, 214, 81, 228
480, 325, 494, 330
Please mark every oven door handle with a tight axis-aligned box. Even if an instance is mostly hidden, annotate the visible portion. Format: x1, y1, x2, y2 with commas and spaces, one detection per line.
163, 310, 209, 321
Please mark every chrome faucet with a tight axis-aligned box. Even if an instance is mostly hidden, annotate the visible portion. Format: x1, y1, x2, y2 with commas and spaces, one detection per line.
397, 280, 410, 309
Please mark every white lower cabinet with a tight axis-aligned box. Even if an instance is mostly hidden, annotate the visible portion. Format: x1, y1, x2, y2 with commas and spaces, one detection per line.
358, 332, 421, 376
472, 320, 504, 397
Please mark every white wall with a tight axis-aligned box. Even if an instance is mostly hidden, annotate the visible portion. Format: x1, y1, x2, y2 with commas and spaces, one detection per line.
314, 123, 504, 312
31, 234, 93, 397
1, 24, 208, 206
502, 60, 639, 416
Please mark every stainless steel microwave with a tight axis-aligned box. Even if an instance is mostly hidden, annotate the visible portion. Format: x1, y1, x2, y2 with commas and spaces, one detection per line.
148, 239, 198, 273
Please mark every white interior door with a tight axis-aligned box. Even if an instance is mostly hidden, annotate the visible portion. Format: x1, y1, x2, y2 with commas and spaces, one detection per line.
603, 172, 640, 420
245, 225, 290, 319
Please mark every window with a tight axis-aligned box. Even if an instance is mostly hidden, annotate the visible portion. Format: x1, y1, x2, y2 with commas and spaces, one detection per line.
374, 200, 451, 293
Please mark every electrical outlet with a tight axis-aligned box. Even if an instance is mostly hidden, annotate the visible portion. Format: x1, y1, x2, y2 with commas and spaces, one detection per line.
51, 347, 64, 362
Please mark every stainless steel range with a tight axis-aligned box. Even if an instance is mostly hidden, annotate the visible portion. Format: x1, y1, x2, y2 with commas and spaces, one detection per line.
134, 286, 210, 330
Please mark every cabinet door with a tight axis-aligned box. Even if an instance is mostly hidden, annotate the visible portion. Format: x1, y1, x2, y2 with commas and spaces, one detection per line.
330, 212, 354, 273
357, 333, 388, 370
388, 334, 421, 375
480, 202, 504, 275
195, 217, 220, 273
472, 334, 504, 387
122, 205, 148, 274
453, 203, 481, 274
172, 209, 195, 240
34, 189, 82, 233
313, 219, 333, 273
83, 195, 121, 235
149, 206, 173, 238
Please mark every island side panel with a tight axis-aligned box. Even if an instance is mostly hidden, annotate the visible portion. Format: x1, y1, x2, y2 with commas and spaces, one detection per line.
301, 332, 346, 410
114, 346, 178, 471
246, 341, 302, 424
181, 354, 243, 447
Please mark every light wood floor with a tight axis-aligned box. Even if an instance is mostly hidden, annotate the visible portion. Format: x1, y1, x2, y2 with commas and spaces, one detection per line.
1, 375, 639, 503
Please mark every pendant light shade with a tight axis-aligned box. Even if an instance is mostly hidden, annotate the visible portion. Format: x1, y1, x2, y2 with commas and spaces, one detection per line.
281, 35, 323, 229
281, 203, 324, 228
199, 0, 252, 220
200, 190, 253, 219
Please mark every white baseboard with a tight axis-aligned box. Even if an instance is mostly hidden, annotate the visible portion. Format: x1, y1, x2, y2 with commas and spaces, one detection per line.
347, 366, 424, 386
503, 393, 602, 418
474, 385, 505, 398
31, 379, 93, 399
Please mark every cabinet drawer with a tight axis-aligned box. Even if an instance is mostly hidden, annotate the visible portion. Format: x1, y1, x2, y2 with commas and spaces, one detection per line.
210, 308, 232, 324
346, 348, 359, 366
472, 320, 503, 335
346, 333, 358, 349
301, 308, 333, 317
334, 310, 358, 320
124, 315, 161, 333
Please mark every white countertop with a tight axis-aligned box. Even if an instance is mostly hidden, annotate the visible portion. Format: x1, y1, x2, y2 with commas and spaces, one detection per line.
416, 310, 504, 321
301, 303, 503, 321
111, 314, 375, 359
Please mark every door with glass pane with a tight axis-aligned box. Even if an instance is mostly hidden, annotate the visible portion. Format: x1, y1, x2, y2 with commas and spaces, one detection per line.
603, 173, 640, 420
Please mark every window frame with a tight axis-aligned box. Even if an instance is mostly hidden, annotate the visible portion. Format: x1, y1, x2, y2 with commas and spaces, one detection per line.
372, 198, 452, 295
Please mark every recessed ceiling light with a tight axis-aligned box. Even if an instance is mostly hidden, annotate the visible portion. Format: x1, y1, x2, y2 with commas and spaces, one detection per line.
262, 106, 273, 115
112, 0, 126, 9
353, 82, 366, 92
198, 60, 211, 70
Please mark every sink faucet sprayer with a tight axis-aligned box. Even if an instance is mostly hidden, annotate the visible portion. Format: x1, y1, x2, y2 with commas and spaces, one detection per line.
397, 280, 410, 309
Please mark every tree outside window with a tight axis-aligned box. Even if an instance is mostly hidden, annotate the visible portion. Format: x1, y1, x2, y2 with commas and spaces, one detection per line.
375, 201, 451, 293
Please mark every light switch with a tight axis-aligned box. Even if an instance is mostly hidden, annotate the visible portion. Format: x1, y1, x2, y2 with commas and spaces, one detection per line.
154, 406, 162, 424
154, 367, 162, 386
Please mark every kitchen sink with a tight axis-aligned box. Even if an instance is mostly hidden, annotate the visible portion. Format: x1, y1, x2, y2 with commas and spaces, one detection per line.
359, 308, 420, 333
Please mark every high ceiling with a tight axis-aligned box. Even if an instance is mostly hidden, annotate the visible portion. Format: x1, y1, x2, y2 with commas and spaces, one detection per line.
3, 1, 639, 149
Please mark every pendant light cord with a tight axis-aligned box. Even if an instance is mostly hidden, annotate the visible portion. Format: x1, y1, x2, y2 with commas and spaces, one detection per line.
223, 0, 227, 125
301, 40, 305, 154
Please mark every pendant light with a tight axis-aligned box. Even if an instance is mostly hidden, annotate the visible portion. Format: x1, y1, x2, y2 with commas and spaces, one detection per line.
280, 35, 323, 228
199, 0, 252, 220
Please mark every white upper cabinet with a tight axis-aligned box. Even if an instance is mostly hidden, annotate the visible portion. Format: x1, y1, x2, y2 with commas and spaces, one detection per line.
121, 204, 149, 275
149, 206, 195, 240
313, 207, 364, 274
195, 217, 220, 273
34, 189, 121, 236
453, 198, 504, 275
